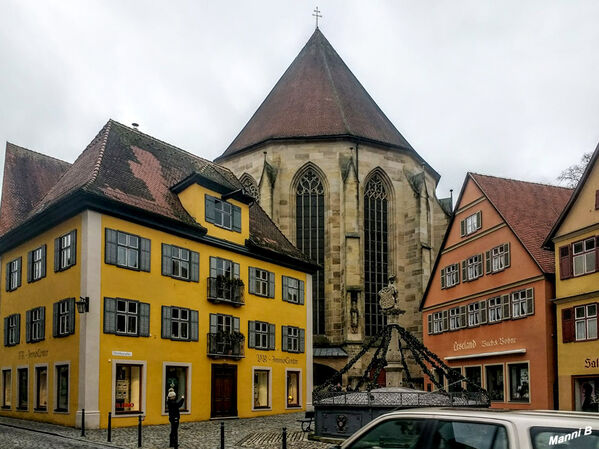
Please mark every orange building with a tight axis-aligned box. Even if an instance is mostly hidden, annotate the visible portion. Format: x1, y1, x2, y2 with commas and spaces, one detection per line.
420, 173, 571, 409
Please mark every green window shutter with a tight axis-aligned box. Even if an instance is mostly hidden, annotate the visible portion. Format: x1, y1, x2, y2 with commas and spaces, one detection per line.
53, 302, 59, 337
526, 288, 534, 316
248, 268, 256, 295
442, 310, 448, 332
68, 297, 75, 334
40, 307, 45, 340
299, 280, 305, 305
103, 297, 116, 334
140, 237, 151, 272
299, 329, 305, 353
161, 306, 171, 339
233, 263, 240, 279
40, 244, 47, 279
70, 230, 77, 267
209, 314, 218, 334
476, 211, 482, 230
485, 251, 491, 274
427, 314, 432, 335
16, 257, 21, 288
269, 323, 275, 349
459, 306, 467, 328
282, 326, 288, 351
190, 310, 199, 341
504, 242, 510, 268
479, 300, 487, 324
477, 254, 483, 277
232, 205, 241, 232
15, 314, 20, 344
460, 219, 466, 237
233, 317, 240, 333
461, 260, 467, 282
105, 229, 118, 265
501, 294, 510, 319
268, 272, 275, 298
248, 321, 255, 348
139, 302, 150, 337
5, 262, 9, 291
3, 317, 8, 346
54, 237, 60, 271
209, 257, 217, 278
27, 251, 33, 283
26, 309, 31, 343
205, 195, 216, 223
440, 268, 446, 289
161, 244, 172, 276
282, 276, 289, 302
190, 251, 199, 282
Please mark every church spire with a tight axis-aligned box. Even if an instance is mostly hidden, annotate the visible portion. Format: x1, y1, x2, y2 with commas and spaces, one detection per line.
312, 6, 322, 29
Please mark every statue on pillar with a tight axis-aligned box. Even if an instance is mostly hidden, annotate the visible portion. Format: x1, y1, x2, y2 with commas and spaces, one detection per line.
378, 275, 405, 387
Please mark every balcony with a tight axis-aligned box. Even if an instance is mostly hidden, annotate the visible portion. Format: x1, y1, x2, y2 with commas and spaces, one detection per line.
207, 276, 244, 306
207, 332, 245, 359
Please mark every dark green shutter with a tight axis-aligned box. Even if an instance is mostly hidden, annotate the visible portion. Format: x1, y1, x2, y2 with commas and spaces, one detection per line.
268, 272, 275, 298
459, 306, 467, 328
248, 321, 255, 348
139, 302, 150, 337
460, 219, 466, 237
248, 268, 256, 294
104, 297, 116, 334
161, 306, 171, 339
442, 310, 448, 332
233, 263, 240, 279
26, 310, 31, 343
479, 300, 487, 324
105, 229, 118, 265
27, 251, 33, 283
501, 295, 510, 319
3, 317, 8, 346
190, 310, 199, 341
140, 237, 151, 272
54, 237, 60, 271
190, 251, 199, 282
162, 244, 172, 276
53, 302, 59, 337
440, 268, 446, 289
16, 257, 21, 288
68, 297, 75, 334
282, 326, 288, 351
269, 324, 275, 349
15, 314, 20, 344
233, 317, 240, 333
299, 280, 304, 305
5, 262, 9, 291
427, 314, 432, 334
232, 205, 241, 232
205, 195, 216, 223
40, 307, 45, 340
282, 277, 288, 302
40, 244, 46, 279
476, 211, 482, 230
299, 329, 305, 353
70, 230, 77, 266
526, 289, 534, 316
486, 251, 491, 274
209, 314, 218, 334
504, 243, 511, 268
461, 260, 467, 282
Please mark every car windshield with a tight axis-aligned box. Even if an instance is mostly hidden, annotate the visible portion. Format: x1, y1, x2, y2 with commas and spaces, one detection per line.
432, 420, 509, 449
531, 426, 599, 449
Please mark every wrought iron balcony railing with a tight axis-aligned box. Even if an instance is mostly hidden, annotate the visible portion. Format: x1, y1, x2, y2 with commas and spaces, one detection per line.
207, 277, 244, 306
207, 332, 245, 359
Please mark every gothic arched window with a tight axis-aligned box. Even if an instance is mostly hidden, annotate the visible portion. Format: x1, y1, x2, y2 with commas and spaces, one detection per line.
296, 168, 325, 335
364, 173, 389, 336
240, 173, 259, 202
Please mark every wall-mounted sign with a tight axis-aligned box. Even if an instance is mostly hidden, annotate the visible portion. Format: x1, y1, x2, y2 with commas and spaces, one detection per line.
257, 354, 299, 365
112, 351, 133, 357
453, 337, 517, 352
584, 358, 599, 369
18, 349, 49, 360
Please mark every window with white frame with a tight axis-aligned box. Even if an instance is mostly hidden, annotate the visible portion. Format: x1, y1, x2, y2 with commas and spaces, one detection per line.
573, 238, 596, 276
171, 247, 190, 279
6, 257, 21, 291
460, 211, 482, 237
488, 296, 503, 322
205, 195, 241, 232
27, 307, 45, 343
488, 243, 510, 273
432, 311, 444, 334
249, 267, 274, 297
253, 369, 270, 409
105, 229, 151, 272
449, 307, 460, 330
466, 254, 483, 281
162, 244, 198, 282
55, 230, 76, 271
508, 363, 529, 402
161, 306, 199, 341
117, 299, 138, 335
114, 363, 143, 414
171, 307, 189, 340
282, 276, 304, 304
248, 321, 275, 350
441, 263, 459, 289
29, 245, 46, 282
575, 304, 598, 341
286, 371, 300, 407
4, 314, 20, 346
164, 365, 188, 412
55, 365, 69, 412
468, 303, 480, 327
2, 369, 11, 408
103, 297, 150, 337
54, 298, 75, 337
34, 366, 47, 411
117, 232, 139, 269
511, 288, 534, 318
282, 326, 304, 353
17, 368, 27, 410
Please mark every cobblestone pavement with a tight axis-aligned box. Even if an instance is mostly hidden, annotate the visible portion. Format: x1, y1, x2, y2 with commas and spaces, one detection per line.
0, 412, 335, 449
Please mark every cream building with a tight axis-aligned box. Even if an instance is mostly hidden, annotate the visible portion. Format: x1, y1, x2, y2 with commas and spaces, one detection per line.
215, 29, 451, 385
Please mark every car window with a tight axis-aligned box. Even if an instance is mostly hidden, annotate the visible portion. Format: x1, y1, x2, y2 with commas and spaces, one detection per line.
347, 418, 427, 449
431, 420, 509, 449
530, 426, 599, 449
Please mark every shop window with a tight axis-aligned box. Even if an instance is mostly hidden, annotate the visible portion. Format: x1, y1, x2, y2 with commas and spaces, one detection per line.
54, 230, 76, 272
248, 321, 275, 350
27, 245, 46, 282
34, 366, 47, 411
464, 366, 482, 392
486, 243, 510, 274
26, 307, 45, 343
17, 367, 28, 410
253, 369, 270, 409
508, 363, 529, 402
286, 371, 300, 407
161, 244, 199, 281
573, 377, 599, 412
1, 369, 11, 408
485, 365, 505, 402
55, 364, 69, 412
105, 229, 151, 272
282, 326, 304, 353
511, 288, 534, 319
248, 267, 275, 297
115, 364, 142, 414
460, 211, 482, 237
4, 314, 20, 346
575, 303, 598, 341
440, 263, 460, 289
205, 195, 241, 232
282, 276, 304, 304
573, 237, 596, 276
164, 365, 188, 412
53, 298, 75, 337
6, 257, 21, 291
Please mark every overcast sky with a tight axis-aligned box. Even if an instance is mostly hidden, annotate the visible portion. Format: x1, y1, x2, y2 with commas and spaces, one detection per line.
1, 1, 598, 201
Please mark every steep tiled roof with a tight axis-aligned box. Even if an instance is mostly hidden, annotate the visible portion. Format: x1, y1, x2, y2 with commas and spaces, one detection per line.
217, 29, 417, 161
470, 173, 573, 273
1, 120, 312, 267
0, 143, 71, 234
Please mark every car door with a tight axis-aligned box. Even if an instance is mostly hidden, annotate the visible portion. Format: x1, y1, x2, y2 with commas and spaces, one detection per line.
428, 419, 510, 449
343, 417, 435, 449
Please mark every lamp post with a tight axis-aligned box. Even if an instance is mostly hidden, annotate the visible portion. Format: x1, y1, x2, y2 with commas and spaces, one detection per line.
76, 296, 90, 432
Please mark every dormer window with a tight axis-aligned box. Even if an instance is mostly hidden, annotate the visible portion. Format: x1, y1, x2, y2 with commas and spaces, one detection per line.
205, 195, 241, 232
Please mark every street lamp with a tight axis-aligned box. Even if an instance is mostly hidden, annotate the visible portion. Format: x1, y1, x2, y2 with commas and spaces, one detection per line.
76, 296, 90, 314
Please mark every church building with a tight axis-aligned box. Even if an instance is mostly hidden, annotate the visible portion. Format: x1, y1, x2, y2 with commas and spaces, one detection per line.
215, 28, 451, 385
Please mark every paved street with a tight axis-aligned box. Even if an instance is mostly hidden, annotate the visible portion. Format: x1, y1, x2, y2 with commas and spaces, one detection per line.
0, 412, 333, 449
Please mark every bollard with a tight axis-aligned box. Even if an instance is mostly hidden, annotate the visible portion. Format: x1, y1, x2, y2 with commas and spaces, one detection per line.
282, 427, 287, 449
220, 421, 225, 449
137, 414, 142, 448
81, 409, 85, 437
107, 412, 112, 442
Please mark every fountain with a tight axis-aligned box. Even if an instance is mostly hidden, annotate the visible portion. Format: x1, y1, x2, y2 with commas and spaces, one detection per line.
312, 276, 490, 438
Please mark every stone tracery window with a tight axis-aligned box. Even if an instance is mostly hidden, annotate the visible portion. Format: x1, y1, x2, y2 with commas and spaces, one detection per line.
295, 168, 325, 335
364, 173, 389, 336
240, 173, 260, 202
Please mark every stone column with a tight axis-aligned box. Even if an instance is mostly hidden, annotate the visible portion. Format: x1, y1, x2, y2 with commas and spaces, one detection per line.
378, 276, 406, 387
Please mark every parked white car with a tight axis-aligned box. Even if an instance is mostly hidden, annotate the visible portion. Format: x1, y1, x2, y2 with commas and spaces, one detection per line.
332, 407, 599, 449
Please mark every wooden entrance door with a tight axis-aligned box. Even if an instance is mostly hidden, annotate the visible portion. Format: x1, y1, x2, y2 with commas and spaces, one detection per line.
211, 364, 237, 417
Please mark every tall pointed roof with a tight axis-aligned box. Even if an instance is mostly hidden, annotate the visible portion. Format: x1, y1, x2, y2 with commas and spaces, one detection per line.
217, 29, 417, 161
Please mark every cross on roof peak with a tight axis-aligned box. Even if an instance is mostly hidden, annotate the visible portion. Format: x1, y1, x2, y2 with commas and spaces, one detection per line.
312, 6, 322, 29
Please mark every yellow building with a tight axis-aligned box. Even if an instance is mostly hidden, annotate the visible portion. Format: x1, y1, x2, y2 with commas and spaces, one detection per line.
0, 121, 317, 428
544, 143, 599, 412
